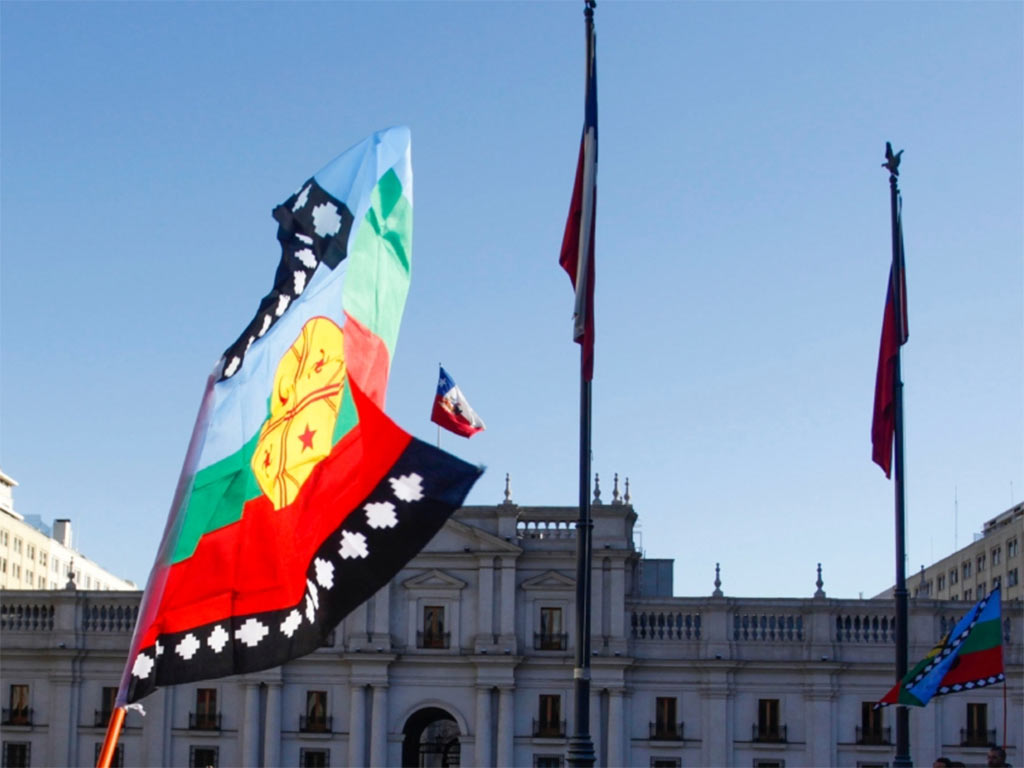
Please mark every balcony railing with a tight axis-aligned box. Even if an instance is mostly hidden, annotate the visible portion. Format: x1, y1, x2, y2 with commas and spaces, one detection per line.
2, 708, 32, 726
960, 728, 996, 747
752, 724, 787, 743
417, 630, 450, 649
856, 725, 891, 745
649, 721, 684, 741
533, 632, 568, 651
189, 711, 222, 731
532, 718, 566, 738
299, 714, 332, 733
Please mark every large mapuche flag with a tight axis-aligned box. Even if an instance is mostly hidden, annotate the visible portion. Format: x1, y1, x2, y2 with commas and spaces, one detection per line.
119, 128, 481, 704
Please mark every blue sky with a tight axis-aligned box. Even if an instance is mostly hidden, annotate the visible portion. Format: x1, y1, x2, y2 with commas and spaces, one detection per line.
2, 1, 1021, 598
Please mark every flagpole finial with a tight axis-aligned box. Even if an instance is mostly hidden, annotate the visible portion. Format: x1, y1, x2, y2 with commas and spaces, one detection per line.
882, 142, 903, 178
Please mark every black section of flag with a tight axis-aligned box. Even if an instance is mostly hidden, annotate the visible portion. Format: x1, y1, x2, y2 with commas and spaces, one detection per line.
126, 439, 481, 703
219, 180, 355, 382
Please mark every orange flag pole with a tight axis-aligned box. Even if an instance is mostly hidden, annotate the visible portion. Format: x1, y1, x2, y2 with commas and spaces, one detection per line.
96, 706, 126, 768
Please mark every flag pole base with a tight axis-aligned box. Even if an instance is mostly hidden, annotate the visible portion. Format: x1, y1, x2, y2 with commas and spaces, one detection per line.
566, 734, 596, 767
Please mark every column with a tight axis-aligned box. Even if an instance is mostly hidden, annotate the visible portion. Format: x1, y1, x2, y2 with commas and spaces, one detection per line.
609, 560, 625, 639
348, 684, 367, 768
499, 557, 516, 641
475, 686, 493, 767
607, 689, 624, 768
241, 682, 260, 767
497, 687, 515, 767
478, 559, 495, 644
47, 674, 74, 768
369, 684, 388, 767
263, 682, 282, 768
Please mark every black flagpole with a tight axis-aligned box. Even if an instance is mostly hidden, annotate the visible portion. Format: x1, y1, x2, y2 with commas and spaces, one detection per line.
885, 143, 912, 768
567, 5, 597, 766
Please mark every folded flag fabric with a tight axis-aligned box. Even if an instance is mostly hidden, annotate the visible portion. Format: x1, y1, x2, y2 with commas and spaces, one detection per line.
431, 366, 485, 438
876, 587, 1004, 708
117, 128, 481, 705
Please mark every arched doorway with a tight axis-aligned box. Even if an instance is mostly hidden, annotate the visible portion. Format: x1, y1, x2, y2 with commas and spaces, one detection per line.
401, 706, 461, 767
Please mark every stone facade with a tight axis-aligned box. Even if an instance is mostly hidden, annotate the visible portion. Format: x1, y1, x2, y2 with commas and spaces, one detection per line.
1, 501, 1021, 767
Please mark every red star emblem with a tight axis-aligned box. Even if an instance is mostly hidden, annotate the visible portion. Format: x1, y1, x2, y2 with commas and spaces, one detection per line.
298, 424, 316, 451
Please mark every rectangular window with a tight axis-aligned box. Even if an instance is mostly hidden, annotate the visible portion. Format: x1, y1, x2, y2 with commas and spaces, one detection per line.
25, 546, 33, 561
964, 588, 973, 601
752, 761, 785, 768
97, 687, 118, 726
755, 699, 784, 742
537, 607, 565, 650
992, 575, 1001, 590
1008, 568, 1019, 587
651, 760, 681, 768
978, 583, 986, 598
534, 757, 563, 768
37, 553, 45, 568
191, 689, 219, 730
300, 749, 329, 768
302, 691, 329, 733
977, 553, 986, 572
963, 561, 972, 580
963, 703, 990, 747
1, 558, 6, 574
93, 743, 124, 768
2, 742, 30, 768
189, 746, 218, 768
992, 547, 1002, 565
7, 685, 30, 726
420, 605, 447, 649
13, 539, 21, 554
24, 571, 32, 586
1008, 537, 1019, 558
950, 568, 958, 585
858, 701, 888, 745
0, 531, 7, 545
11, 565, 18, 580
652, 696, 680, 739
535, 695, 563, 737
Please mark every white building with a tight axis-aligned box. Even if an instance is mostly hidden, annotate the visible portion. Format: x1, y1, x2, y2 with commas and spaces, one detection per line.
0, 470, 136, 593
1, 492, 1021, 768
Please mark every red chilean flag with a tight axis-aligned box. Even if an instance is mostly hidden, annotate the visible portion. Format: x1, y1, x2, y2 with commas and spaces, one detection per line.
117, 129, 480, 705
559, 14, 597, 381
871, 205, 908, 477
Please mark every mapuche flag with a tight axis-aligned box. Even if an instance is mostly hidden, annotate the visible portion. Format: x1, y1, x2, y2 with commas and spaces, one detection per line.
118, 128, 481, 705
871, 200, 909, 477
876, 587, 1004, 708
431, 366, 486, 438
559, 10, 597, 381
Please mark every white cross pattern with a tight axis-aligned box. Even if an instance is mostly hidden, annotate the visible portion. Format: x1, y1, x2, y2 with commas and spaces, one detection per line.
365, 500, 398, 529
389, 473, 424, 502
235, 618, 269, 648
208, 625, 229, 653
339, 530, 369, 560
281, 609, 302, 638
314, 557, 335, 589
132, 652, 154, 679
176, 633, 201, 660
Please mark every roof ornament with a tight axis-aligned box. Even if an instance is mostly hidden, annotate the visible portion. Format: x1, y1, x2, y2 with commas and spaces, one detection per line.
712, 562, 723, 597
592, 473, 602, 504
814, 563, 826, 598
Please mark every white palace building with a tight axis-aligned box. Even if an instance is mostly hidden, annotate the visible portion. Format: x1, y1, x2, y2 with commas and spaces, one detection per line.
1, 481, 1021, 768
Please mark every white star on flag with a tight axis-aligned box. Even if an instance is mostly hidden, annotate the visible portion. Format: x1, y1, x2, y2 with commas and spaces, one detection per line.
389, 473, 424, 502
365, 500, 398, 529
132, 653, 154, 679
176, 633, 201, 660
236, 618, 269, 648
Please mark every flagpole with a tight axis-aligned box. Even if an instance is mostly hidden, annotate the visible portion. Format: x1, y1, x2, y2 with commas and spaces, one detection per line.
567, 4, 597, 766
96, 706, 126, 768
885, 143, 912, 768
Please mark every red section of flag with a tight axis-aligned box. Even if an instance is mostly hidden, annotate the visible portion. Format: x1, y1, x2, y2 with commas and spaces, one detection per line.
135, 379, 410, 648
559, 20, 597, 382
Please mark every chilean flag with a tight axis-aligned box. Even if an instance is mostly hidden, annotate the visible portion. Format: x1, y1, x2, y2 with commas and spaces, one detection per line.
431, 366, 486, 438
559, 11, 597, 382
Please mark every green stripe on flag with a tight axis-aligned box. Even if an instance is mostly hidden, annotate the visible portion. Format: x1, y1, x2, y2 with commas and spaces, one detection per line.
957, 618, 1002, 655
343, 169, 412, 360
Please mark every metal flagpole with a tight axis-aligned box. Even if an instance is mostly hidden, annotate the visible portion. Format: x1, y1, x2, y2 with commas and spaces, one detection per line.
96, 706, 126, 768
885, 143, 912, 768
567, 3, 597, 766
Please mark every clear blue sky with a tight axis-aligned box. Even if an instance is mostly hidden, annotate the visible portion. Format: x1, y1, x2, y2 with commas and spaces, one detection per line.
2, 1, 1021, 598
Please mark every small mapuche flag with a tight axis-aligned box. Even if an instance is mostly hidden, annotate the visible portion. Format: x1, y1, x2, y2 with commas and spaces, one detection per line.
876, 587, 1004, 708
118, 128, 481, 705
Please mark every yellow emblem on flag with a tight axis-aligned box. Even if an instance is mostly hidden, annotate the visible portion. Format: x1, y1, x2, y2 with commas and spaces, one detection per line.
251, 316, 346, 509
